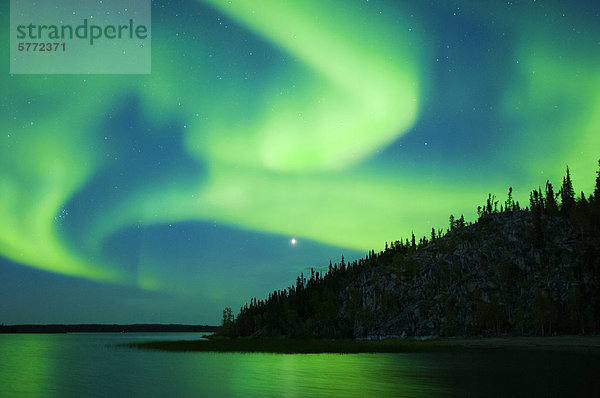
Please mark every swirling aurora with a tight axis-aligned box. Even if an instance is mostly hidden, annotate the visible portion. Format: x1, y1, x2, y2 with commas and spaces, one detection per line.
1, 0, 599, 324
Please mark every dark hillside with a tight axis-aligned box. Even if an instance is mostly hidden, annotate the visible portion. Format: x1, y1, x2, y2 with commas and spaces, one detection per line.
222, 163, 600, 338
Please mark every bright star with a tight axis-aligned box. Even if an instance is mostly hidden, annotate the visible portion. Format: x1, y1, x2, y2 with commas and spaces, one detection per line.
290, 238, 297, 245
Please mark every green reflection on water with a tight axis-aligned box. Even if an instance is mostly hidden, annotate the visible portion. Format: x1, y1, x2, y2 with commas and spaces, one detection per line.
218, 353, 441, 397
3, 334, 600, 397
0, 335, 442, 397
0, 334, 58, 398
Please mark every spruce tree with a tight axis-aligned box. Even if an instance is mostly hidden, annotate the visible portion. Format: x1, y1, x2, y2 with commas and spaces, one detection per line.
594, 160, 600, 203
545, 181, 558, 214
560, 166, 575, 215
505, 187, 513, 212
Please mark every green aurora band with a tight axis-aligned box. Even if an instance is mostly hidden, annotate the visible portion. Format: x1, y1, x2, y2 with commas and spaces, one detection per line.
1, 0, 599, 300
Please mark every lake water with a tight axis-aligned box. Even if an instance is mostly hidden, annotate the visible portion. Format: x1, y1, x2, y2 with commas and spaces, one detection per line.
1, 333, 599, 397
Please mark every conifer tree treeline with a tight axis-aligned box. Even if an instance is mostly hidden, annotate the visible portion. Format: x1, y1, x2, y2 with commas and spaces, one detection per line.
221, 162, 600, 337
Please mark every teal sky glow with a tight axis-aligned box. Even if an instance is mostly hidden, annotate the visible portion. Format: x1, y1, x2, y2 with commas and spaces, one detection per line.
1, 0, 599, 324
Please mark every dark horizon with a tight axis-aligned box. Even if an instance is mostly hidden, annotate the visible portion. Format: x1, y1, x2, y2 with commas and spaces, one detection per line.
0, 323, 219, 333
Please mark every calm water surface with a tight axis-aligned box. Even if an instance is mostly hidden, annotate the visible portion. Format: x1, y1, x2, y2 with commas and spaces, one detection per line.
1, 333, 599, 397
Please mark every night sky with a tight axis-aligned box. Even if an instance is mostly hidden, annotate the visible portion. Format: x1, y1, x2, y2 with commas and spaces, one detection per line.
1, 0, 599, 325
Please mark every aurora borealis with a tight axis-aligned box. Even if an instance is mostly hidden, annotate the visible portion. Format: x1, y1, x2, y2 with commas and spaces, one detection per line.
1, 0, 599, 324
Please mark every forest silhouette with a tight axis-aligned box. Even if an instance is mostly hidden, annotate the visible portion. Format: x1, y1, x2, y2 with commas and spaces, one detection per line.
221, 161, 600, 339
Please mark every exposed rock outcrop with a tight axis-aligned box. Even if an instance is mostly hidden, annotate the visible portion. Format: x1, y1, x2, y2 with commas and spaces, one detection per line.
341, 211, 593, 338
226, 183, 600, 338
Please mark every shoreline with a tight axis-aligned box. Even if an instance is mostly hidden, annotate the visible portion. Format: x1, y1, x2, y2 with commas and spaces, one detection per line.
0, 324, 218, 334
125, 335, 600, 354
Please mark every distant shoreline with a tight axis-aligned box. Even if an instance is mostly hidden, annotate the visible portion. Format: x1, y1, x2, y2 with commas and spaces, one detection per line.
0, 324, 219, 334
126, 335, 600, 354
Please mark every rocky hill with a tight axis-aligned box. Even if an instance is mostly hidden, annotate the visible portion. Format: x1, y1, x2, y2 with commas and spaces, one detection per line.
343, 210, 592, 338
222, 164, 600, 338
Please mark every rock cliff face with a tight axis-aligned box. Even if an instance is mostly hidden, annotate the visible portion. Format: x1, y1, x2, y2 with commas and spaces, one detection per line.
227, 187, 600, 338
340, 211, 596, 338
